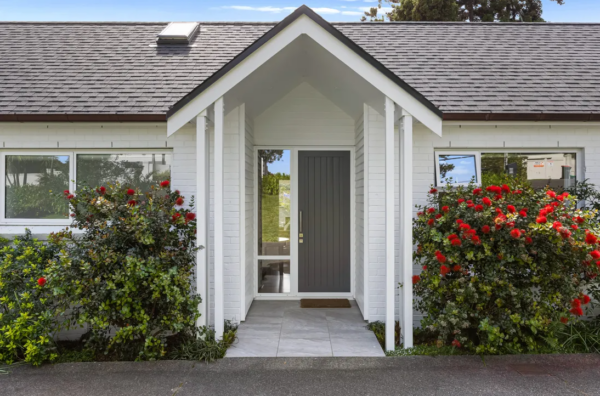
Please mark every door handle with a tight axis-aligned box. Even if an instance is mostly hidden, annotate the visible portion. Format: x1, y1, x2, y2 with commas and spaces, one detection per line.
299, 210, 304, 243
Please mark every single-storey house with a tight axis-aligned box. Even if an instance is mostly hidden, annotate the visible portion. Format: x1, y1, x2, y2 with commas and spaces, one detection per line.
1, 5, 599, 351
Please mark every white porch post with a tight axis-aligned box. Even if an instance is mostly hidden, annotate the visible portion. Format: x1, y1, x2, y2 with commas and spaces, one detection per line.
384, 96, 396, 352
399, 110, 414, 348
214, 97, 225, 340
196, 111, 209, 328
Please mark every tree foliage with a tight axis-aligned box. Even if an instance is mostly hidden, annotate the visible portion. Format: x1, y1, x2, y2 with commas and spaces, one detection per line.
362, 0, 565, 22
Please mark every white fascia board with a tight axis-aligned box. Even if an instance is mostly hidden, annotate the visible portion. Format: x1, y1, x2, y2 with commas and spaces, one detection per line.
167, 14, 442, 137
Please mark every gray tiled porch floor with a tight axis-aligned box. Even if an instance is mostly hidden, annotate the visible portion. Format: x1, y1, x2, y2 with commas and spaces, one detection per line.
226, 300, 385, 357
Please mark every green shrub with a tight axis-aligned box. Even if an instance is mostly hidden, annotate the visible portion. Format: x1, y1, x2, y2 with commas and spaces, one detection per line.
170, 321, 238, 362
0, 231, 59, 365
47, 181, 202, 361
413, 182, 600, 354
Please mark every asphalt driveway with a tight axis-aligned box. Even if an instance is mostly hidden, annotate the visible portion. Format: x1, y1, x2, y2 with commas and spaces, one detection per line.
1, 354, 599, 396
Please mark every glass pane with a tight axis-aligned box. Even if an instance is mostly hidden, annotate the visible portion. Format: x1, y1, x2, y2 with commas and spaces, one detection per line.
481, 153, 506, 186
5, 155, 70, 219
258, 259, 290, 293
76, 153, 172, 191
438, 154, 477, 184
515, 153, 576, 190
257, 150, 291, 256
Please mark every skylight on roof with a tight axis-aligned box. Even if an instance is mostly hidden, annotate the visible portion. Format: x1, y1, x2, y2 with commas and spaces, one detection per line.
157, 22, 199, 45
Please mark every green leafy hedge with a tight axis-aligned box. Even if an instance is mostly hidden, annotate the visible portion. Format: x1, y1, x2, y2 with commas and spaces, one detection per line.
413, 182, 600, 354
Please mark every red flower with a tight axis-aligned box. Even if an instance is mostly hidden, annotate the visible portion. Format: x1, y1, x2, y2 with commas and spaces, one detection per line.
560, 317, 568, 324
176, 197, 184, 206
570, 307, 583, 316
160, 180, 170, 188
172, 213, 182, 222
37, 277, 46, 287
467, 203, 475, 209
435, 214, 443, 219
422, 265, 427, 270
583, 295, 591, 305
440, 265, 450, 276
412, 275, 420, 284
427, 207, 436, 214
67, 194, 74, 200
571, 298, 581, 308
442, 206, 449, 213
458, 198, 465, 204
451, 238, 462, 247
501, 184, 511, 193
486, 185, 502, 194
506, 205, 516, 213
466, 200, 473, 204
481, 225, 491, 234
552, 221, 563, 230
452, 339, 461, 348
546, 190, 556, 198
185, 212, 196, 222
536, 216, 547, 224
575, 216, 585, 224
456, 219, 464, 225
459, 224, 471, 230
447, 234, 459, 241
473, 188, 482, 195
560, 228, 572, 239
427, 219, 435, 226
436, 253, 447, 264
525, 236, 533, 244
472, 236, 481, 245
127, 199, 136, 206
482, 197, 492, 206
495, 224, 502, 230
494, 194, 503, 201
510, 229, 521, 239
513, 190, 522, 194
571, 224, 579, 230
591, 251, 600, 259
586, 233, 598, 245
453, 265, 462, 272
474, 204, 484, 212
417, 212, 424, 217
429, 188, 438, 194
518, 210, 527, 218
506, 222, 515, 229
127, 189, 135, 196
63, 190, 70, 195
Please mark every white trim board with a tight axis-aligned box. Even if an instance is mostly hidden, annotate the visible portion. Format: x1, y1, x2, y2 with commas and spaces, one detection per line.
167, 15, 442, 137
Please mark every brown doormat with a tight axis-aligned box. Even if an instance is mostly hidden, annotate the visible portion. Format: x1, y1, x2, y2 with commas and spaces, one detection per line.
300, 299, 351, 308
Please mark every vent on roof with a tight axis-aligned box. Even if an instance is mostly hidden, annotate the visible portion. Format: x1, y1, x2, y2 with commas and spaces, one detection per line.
157, 22, 199, 45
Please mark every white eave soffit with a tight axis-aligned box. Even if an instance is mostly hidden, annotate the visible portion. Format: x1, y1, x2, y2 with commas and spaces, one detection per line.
166, 14, 442, 137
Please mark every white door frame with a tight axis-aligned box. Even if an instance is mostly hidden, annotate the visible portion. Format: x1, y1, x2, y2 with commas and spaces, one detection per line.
253, 145, 356, 300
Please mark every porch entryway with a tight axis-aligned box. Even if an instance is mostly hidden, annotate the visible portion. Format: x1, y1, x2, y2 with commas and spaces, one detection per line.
226, 301, 384, 357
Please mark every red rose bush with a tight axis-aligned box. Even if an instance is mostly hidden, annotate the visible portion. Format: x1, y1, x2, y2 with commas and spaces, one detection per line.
413, 182, 600, 354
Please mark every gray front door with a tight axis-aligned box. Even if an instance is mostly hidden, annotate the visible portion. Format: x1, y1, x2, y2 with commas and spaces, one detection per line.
298, 151, 351, 293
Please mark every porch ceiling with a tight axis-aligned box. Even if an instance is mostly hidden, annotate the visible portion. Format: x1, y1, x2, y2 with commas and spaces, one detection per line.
225, 35, 384, 120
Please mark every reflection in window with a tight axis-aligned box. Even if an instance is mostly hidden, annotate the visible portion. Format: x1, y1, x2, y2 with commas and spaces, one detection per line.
258, 260, 290, 293
482, 152, 576, 190
438, 154, 477, 184
76, 153, 172, 191
257, 150, 291, 256
5, 155, 70, 219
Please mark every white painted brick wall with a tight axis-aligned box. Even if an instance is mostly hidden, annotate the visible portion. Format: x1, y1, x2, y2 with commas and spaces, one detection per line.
244, 114, 255, 317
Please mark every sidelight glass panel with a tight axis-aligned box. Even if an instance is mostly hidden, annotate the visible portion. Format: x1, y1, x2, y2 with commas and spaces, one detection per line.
5, 155, 70, 219
257, 150, 291, 256
258, 260, 290, 294
76, 153, 172, 191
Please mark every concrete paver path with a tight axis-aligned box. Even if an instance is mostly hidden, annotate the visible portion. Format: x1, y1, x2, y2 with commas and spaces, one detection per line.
2, 354, 600, 396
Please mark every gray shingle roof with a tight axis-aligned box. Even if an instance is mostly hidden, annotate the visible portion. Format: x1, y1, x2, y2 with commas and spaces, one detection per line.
1, 19, 599, 119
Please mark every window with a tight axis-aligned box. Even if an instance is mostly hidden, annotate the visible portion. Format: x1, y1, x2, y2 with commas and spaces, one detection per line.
435, 150, 578, 190
435, 152, 481, 186
1, 151, 172, 223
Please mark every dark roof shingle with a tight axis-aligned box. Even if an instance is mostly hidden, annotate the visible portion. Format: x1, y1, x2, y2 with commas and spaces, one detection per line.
0, 20, 599, 117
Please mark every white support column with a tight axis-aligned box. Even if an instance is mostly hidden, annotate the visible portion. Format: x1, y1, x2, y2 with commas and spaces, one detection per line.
384, 96, 396, 352
196, 111, 208, 328
399, 110, 414, 348
214, 97, 225, 340
239, 103, 246, 321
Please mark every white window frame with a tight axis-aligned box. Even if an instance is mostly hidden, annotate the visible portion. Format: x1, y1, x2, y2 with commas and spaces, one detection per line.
1, 149, 173, 226
435, 151, 482, 187
434, 148, 583, 187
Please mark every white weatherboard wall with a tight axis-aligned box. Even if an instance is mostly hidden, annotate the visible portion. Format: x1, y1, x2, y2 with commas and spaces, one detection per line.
253, 82, 355, 146
354, 113, 366, 318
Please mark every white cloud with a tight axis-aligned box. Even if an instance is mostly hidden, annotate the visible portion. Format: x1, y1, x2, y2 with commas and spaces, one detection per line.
221, 6, 296, 13
312, 7, 342, 14
341, 11, 364, 15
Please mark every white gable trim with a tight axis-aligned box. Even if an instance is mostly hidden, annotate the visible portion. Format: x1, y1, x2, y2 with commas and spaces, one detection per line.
167, 15, 442, 136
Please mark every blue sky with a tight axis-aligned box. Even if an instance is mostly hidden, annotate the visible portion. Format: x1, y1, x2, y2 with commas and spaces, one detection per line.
1, 0, 599, 22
